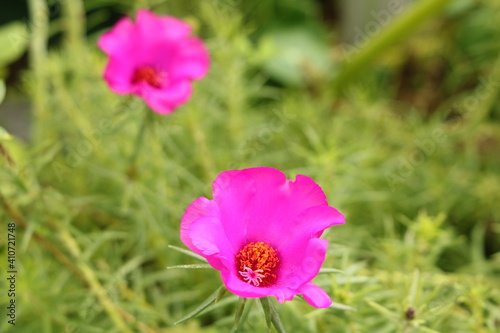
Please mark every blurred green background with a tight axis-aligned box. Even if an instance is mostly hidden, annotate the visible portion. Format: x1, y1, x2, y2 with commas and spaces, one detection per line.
0, 0, 499, 332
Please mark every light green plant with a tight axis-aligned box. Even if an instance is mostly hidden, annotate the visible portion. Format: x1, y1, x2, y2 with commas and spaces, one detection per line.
0, 0, 499, 332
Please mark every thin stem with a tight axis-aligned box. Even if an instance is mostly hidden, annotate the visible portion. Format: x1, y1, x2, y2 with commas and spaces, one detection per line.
127, 107, 152, 179
188, 104, 216, 179
62, 0, 85, 52
232, 297, 247, 332
259, 297, 288, 333
0, 143, 15, 166
332, 0, 454, 92
28, 0, 49, 138
57, 228, 134, 333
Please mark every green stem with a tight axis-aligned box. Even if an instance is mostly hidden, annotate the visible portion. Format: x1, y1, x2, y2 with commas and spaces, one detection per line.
0, 143, 14, 166
332, 0, 455, 92
28, 0, 49, 138
188, 105, 215, 179
232, 297, 247, 332
259, 297, 288, 333
62, 0, 85, 52
62, 0, 88, 97
57, 228, 133, 333
127, 108, 152, 179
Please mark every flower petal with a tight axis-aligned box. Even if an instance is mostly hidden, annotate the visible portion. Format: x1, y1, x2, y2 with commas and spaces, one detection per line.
168, 38, 210, 81
102, 57, 136, 94
180, 167, 345, 308
219, 238, 330, 306
98, 17, 136, 55
136, 10, 191, 42
212, 170, 256, 249
298, 282, 332, 308
221, 267, 296, 302
186, 216, 233, 271
142, 80, 192, 114
279, 238, 328, 288
276, 205, 344, 250
247, 170, 329, 242
180, 197, 219, 252
98, 10, 209, 114
213, 167, 330, 245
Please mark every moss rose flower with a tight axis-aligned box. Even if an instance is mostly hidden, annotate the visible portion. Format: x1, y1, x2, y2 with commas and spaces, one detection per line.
98, 10, 209, 114
181, 167, 345, 308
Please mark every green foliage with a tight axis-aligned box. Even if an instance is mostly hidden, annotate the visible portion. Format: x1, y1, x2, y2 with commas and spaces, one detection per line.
1, 0, 500, 332
0, 21, 28, 78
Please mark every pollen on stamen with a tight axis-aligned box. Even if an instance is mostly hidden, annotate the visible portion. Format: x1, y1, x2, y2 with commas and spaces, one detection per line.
235, 242, 279, 287
131, 66, 164, 88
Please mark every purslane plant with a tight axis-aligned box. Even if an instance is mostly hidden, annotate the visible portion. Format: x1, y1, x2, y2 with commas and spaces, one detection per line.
98, 10, 209, 114
181, 167, 345, 308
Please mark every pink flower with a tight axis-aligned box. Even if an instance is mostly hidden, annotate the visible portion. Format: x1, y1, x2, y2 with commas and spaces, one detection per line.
98, 10, 209, 114
181, 167, 345, 308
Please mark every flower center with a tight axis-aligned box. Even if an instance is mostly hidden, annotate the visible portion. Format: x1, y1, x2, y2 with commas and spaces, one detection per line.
131, 66, 164, 88
235, 242, 279, 287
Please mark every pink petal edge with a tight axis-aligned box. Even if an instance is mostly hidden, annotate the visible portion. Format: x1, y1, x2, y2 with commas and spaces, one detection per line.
299, 282, 332, 308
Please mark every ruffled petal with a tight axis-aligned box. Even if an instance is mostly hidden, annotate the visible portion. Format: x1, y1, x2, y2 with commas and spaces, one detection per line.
298, 282, 332, 308
186, 216, 233, 271
219, 238, 329, 306
276, 205, 344, 250
97, 17, 136, 55
246, 170, 329, 244
136, 10, 191, 43
102, 57, 137, 94
222, 267, 331, 306
180, 197, 219, 252
212, 170, 256, 249
133, 11, 192, 66
213, 167, 329, 245
167, 38, 210, 81
142, 80, 192, 114
279, 238, 328, 288
221, 268, 297, 302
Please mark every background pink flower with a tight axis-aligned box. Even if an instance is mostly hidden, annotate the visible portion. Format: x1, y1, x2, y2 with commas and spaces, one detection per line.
98, 10, 209, 114
181, 167, 345, 308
